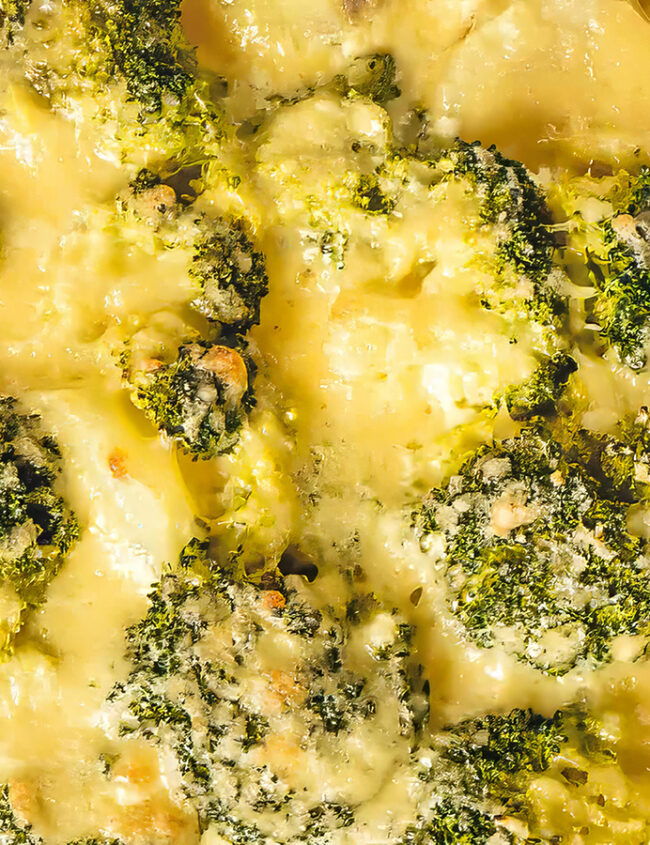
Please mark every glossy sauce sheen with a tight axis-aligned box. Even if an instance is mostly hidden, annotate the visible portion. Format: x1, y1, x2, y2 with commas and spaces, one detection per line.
1, 0, 650, 843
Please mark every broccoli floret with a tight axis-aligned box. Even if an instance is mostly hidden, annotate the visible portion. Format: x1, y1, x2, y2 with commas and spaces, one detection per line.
123, 338, 253, 459
343, 53, 401, 105
24, 0, 195, 116
436, 141, 566, 328
580, 167, 650, 369
106, 539, 426, 841
435, 703, 648, 841
351, 173, 396, 216
255, 86, 568, 366
115, 177, 269, 334
445, 708, 567, 807
414, 413, 650, 673
440, 140, 553, 269
15, 0, 225, 168
107, 541, 638, 843
112, 182, 269, 459
433, 140, 566, 329
200, 800, 265, 844
397, 799, 497, 845
241, 712, 269, 752
0, 0, 30, 44
190, 219, 269, 331
0, 397, 79, 653
504, 352, 577, 420
67, 840, 124, 845
87, 0, 192, 115
303, 802, 355, 840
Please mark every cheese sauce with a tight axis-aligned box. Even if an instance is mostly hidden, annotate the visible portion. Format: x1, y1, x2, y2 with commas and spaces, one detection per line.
0, 0, 650, 842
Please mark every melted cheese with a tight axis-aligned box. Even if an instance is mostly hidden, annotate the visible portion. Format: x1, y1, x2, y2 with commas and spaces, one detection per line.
0, 0, 650, 843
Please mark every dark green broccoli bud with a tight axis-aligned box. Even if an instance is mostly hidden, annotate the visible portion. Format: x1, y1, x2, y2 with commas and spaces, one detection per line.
306, 679, 372, 734
200, 800, 265, 843
0, 0, 30, 44
303, 802, 355, 839
67, 840, 125, 845
435, 140, 566, 329
504, 352, 577, 420
410, 700, 638, 843
344, 53, 401, 105
584, 167, 650, 369
88, 0, 193, 115
114, 188, 268, 333
106, 539, 426, 840
562, 702, 618, 767
241, 711, 269, 752
414, 414, 650, 673
283, 599, 322, 637
190, 219, 269, 331
0, 397, 79, 652
128, 167, 162, 194
14, 0, 225, 169
319, 228, 348, 269
123, 338, 253, 459
444, 708, 567, 807
351, 173, 396, 216
397, 799, 497, 845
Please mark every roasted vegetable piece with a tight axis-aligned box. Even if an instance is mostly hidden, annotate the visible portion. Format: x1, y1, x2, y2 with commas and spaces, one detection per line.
558, 166, 650, 369
190, 219, 269, 331
504, 352, 577, 421
123, 339, 253, 459
0, 396, 78, 654
88, 0, 193, 115
433, 139, 566, 329
414, 411, 650, 673
0, 0, 30, 44
586, 168, 650, 369
106, 539, 428, 841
